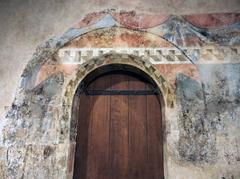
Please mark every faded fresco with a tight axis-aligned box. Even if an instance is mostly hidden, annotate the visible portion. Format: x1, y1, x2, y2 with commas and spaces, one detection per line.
1, 10, 240, 178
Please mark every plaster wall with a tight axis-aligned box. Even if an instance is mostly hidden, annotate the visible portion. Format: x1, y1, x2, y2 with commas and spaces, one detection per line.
0, 0, 240, 118
0, 1, 240, 179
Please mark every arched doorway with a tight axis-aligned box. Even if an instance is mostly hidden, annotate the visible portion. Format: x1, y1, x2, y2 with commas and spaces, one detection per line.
72, 64, 164, 179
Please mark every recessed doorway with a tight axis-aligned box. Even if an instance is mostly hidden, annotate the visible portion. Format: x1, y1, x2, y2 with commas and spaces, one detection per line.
72, 65, 164, 179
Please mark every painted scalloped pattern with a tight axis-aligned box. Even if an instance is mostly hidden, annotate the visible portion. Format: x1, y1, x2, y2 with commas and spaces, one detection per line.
183, 13, 240, 29
112, 11, 170, 29
67, 10, 240, 47
74, 11, 240, 30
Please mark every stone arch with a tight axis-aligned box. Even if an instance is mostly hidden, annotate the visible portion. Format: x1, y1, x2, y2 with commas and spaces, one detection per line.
62, 53, 175, 178
61, 53, 175, 141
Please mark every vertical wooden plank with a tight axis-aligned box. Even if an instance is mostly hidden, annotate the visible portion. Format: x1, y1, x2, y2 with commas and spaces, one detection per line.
109, 73, 129, 179
86, 75, 111, 179
128, 76, 148, 179
73, 71, 164, 179
147, 93, 164, 179
73, 92, 92, 179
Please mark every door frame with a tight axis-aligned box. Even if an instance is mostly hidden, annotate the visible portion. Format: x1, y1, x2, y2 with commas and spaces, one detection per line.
63, 53, 175, 178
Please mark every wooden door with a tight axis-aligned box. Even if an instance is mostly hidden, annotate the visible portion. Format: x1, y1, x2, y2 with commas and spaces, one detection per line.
73, 71, 164, 179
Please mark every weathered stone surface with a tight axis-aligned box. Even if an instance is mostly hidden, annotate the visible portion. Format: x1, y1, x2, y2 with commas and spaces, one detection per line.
3, 73, 64, 178
176, 74, 217, 163
174, 64, 240, 177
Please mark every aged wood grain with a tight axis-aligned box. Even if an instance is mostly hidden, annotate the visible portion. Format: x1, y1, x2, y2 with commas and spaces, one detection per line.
73, 72, 164, 179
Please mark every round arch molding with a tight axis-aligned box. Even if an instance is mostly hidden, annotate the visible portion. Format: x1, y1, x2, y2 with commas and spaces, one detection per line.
61, 53, 176, 178
61, 53, 175, 140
